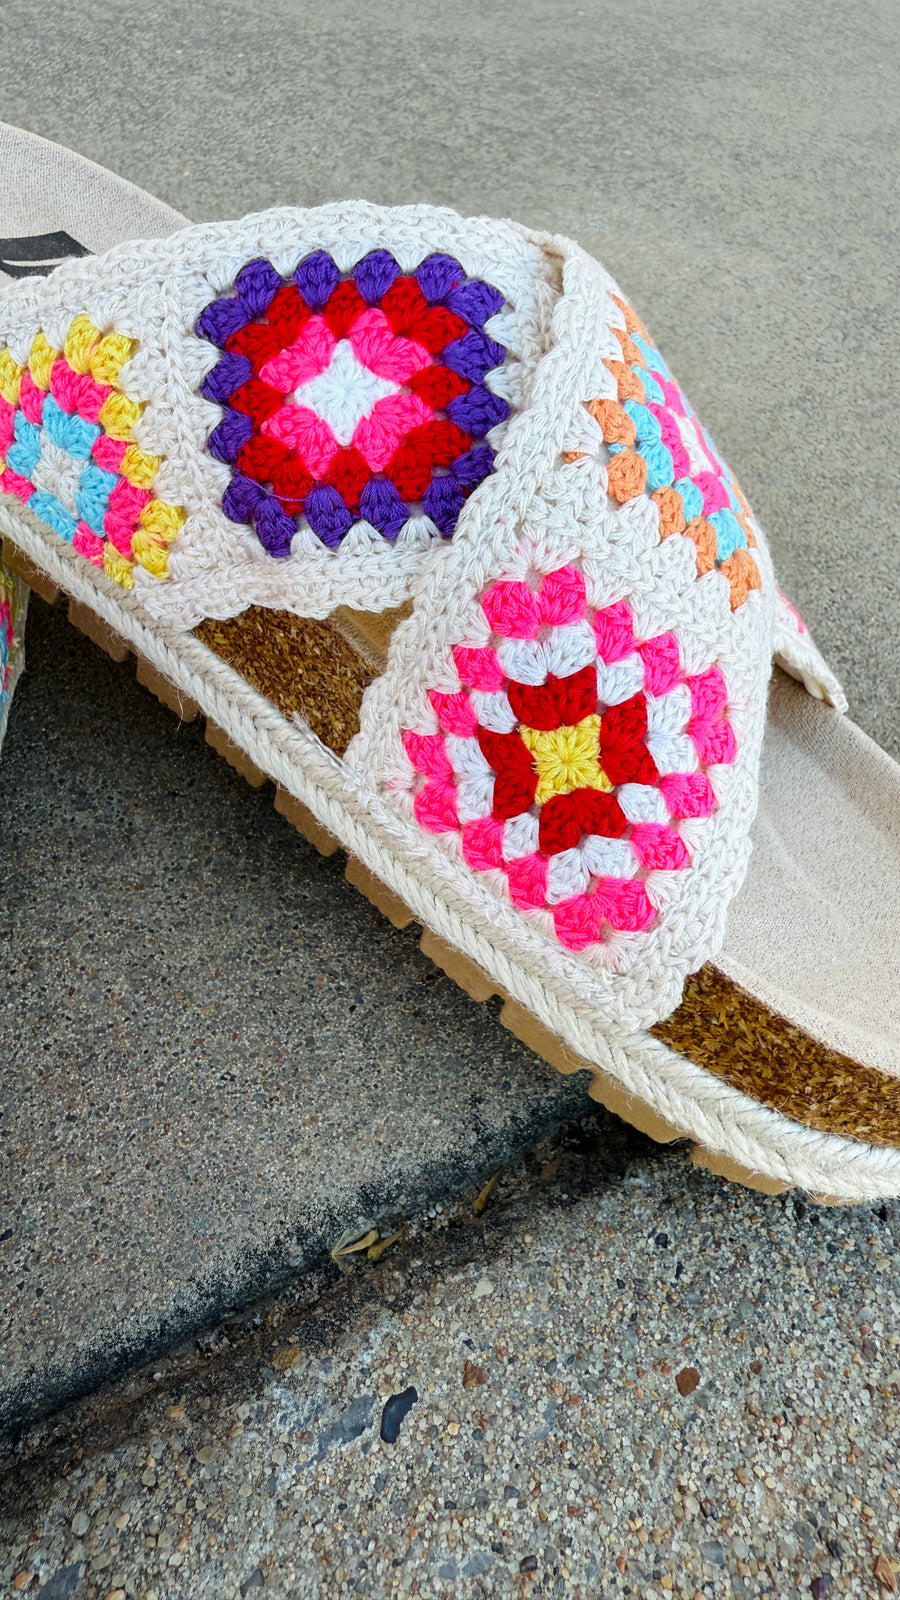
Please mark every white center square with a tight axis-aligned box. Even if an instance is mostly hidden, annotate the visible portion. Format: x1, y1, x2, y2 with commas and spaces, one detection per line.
291, 340, 400, 444
31, 436, 84, 516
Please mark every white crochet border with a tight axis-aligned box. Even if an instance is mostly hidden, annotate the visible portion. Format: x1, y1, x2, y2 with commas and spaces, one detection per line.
3, 507, 898, 1201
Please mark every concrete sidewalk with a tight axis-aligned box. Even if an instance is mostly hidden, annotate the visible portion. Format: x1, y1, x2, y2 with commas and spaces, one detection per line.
0, 598, 590, 1435
1, 0, 899, 1446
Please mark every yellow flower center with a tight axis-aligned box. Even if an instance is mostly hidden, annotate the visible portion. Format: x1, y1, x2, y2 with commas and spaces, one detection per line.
520, 715, 611, 805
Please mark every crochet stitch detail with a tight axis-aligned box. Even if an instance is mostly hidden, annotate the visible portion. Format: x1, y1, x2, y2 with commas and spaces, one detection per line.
0, 319, 184, 589
195, 251, 511, 556
400, 562, 737, 953
571, 295, 762, 612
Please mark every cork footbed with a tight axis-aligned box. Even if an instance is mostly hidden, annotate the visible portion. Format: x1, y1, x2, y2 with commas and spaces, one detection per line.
193, 604, 414, 757
6, 531, 900, 1191
654, 966, 900, 1148
191, 595, 900, 1151
194, 608, 377, 759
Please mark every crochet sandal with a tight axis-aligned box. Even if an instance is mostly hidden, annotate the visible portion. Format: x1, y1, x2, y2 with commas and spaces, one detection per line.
3, 124, 899, 1204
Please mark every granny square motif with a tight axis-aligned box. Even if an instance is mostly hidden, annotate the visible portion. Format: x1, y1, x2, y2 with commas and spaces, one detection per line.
583, 295, 762, 611
401, 561, 738, 954
0, 319, 185, 589
195, 251, 512, 556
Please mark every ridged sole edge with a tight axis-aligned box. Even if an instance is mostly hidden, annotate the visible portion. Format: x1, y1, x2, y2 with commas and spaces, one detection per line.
5, 537, 836, 1202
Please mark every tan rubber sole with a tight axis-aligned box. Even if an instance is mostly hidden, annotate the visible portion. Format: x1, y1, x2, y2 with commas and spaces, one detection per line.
4, 534, 844, 1202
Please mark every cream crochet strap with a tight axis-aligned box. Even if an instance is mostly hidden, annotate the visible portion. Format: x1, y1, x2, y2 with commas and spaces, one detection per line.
3, 509, 896, 1201
0, 204, 857, 1165
0, 204, 559, 626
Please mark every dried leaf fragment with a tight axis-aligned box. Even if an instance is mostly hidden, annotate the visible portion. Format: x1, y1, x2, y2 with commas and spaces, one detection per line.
367, 1224, 407, 1262
875, 1553, 898, 1593
331, 1228, 379, 1261
473, 1170, 501, 1215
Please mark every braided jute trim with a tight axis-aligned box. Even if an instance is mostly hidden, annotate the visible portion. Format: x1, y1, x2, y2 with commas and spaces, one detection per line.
7, 507, 899, 1200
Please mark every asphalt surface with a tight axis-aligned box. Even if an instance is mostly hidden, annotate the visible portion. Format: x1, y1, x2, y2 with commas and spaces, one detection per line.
1, 1, 900, 1595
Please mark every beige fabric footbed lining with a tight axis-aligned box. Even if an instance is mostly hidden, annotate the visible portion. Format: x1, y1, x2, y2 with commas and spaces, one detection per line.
720, 671, 900, 1078
0, 121, 187, 279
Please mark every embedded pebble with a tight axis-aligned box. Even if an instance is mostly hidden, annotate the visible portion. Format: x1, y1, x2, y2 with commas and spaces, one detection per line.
463, 1359, 488, 1389
675, 1365, 701, 1396
380, 1386, 418, 1444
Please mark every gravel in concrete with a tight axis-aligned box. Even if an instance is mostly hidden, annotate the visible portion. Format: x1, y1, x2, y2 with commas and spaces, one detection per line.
2, 1121, 898, 1598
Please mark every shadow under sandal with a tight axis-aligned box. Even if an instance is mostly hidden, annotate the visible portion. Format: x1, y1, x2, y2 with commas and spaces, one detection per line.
1, 121, 898, 1204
